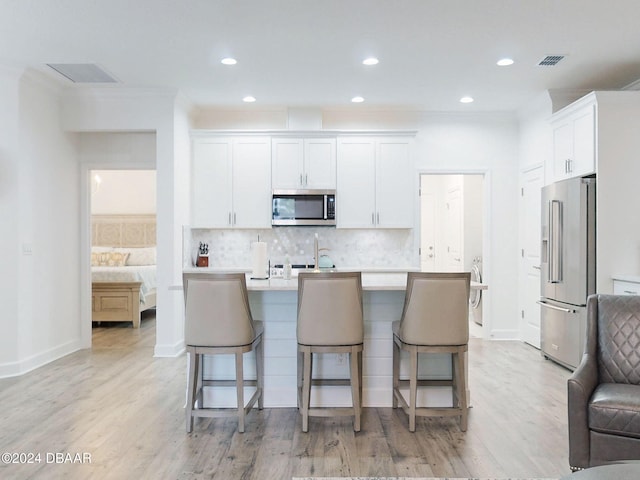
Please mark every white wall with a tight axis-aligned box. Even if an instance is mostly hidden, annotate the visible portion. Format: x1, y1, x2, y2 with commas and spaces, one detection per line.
192, 109, 520, 339
91, 169, 156, 215
516, 92, 552, 345
595, 92, 640, 291
64, 87, 188, 357
0, 67, 82, 377
0, 66, 23, 371
408, 114, 518, 339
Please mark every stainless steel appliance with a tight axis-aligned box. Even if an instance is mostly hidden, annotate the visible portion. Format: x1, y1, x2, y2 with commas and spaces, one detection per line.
272, 189, 336, 226
539, 176, 596, 370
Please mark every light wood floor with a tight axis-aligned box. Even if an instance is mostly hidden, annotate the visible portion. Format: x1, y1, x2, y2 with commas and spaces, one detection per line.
0, 312, 571, 479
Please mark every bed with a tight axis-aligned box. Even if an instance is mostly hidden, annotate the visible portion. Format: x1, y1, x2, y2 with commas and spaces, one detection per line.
91, 214, 157, 328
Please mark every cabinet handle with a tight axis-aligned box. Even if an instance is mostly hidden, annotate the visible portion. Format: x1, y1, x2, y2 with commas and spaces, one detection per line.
300, 174, 303, 186
304, 174, 308, 186
624, 290, 638, 295
377, 212, 380, 224
233, 212, 237, 225
371, 213, 375, 225
228, 212, 232, 225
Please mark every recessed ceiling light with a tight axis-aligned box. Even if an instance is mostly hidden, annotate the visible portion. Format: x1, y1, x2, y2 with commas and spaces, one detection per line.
362, 57, 379, 66
221, 57, 237, 65
351, 96, 365, 103
497, 58, 514, 66
243, 96, 256, 103
460, 96, 474, 104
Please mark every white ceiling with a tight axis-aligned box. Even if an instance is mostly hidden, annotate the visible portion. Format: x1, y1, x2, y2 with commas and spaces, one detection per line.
3, 0, 640, 113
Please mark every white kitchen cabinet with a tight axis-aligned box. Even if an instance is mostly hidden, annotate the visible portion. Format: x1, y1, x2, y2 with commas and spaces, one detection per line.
337, 136, 413, 228
191, 136, 271, 228
549, 98, 595, 183
271, 137, 336, 189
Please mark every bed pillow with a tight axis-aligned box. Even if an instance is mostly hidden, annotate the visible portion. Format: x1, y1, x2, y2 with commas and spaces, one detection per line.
117, 247, 156, 266
91, 252, 103, 266
92, 251, 129, 267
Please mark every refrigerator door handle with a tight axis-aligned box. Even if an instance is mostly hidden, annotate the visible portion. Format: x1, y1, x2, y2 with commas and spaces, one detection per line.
537, 300, 575, 314
549, 200, 563, 283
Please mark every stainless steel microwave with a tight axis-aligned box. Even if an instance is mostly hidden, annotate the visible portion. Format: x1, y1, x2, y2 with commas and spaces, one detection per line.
272, 189, 336, 226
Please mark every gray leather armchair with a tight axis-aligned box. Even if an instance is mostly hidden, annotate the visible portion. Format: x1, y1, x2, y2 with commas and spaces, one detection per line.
568, 294, 640, 470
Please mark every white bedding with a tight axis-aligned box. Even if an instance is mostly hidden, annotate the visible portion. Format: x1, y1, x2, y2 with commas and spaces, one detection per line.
91, 265, 157, 304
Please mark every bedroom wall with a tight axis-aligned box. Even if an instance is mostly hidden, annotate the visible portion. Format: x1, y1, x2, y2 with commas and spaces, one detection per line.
91, 169, 157, 215
0, 67, 81, 377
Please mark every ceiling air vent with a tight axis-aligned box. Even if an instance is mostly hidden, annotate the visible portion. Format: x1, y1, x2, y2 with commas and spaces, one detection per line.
46, 63, 118, 83
538, 55, 565, 66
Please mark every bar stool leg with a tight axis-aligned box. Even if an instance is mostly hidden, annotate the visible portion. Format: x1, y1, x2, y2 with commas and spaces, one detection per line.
358, 348, 363, 415
455, 348, 468, 431
186, 348, 197, 433
409, 347, 418, 432
256, 339, 264, 410
392, 337, 400, 408
350, 347, 361, 432
236, 351, 245, 433
301, 349, 312, 432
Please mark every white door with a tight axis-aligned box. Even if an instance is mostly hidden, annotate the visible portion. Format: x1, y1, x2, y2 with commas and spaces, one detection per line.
420, 175, 437, 271
445, 179, 463, 271
521, 165, 543, 348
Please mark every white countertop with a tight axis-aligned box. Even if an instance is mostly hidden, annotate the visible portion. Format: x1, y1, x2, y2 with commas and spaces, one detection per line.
612, 274, 640, 284
181, 269, 488, 292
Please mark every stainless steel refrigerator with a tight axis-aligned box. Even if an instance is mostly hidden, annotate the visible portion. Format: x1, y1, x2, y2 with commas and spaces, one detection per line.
539, 176, 596, 370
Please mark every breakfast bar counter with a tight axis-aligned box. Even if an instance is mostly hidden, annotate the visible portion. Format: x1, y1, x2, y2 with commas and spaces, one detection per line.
183, 270, 487, 409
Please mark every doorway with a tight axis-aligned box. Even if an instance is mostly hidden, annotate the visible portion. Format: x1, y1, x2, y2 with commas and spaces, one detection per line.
90, 169, 157, 341
419, 173, 485, 336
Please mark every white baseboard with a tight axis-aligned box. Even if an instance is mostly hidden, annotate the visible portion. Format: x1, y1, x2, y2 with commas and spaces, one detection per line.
154, 339, 185, 357
0, 339, 83, 379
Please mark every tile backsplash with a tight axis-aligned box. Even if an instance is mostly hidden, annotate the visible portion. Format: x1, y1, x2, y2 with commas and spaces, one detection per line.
185, 227, 416, 270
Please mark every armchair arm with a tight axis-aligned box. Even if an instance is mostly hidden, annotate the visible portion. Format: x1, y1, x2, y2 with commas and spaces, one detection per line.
567, 352, 598, 469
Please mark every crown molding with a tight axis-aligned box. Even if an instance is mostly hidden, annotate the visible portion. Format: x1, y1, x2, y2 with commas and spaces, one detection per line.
61, 86, 179, 101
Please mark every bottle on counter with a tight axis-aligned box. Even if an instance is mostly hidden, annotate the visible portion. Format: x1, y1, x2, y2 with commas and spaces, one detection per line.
284, 256, 292, 280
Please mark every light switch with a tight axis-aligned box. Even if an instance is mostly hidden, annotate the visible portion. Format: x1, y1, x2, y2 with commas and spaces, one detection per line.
22, 243, 33, 255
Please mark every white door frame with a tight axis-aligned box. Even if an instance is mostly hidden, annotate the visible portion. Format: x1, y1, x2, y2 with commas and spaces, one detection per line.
415, 168, 491, 339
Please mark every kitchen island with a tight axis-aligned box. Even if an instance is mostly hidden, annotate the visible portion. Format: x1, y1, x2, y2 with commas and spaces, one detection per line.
182, 270, 487, 409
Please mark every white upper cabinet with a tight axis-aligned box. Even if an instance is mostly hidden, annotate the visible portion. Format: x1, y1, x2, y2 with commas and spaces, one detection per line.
337, 136, 414, 228
272, 137, 336, 190
191, 137, 233, 228
549, 98, 595, 183
336, 138, 377, 228
191, 136, 272, 228
232, 137, 272, 228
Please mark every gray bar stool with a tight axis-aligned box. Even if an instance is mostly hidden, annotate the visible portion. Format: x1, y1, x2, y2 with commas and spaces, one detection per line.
183, 273, 264, 433
392, 272, 471, 432
297, 271, 364, 432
